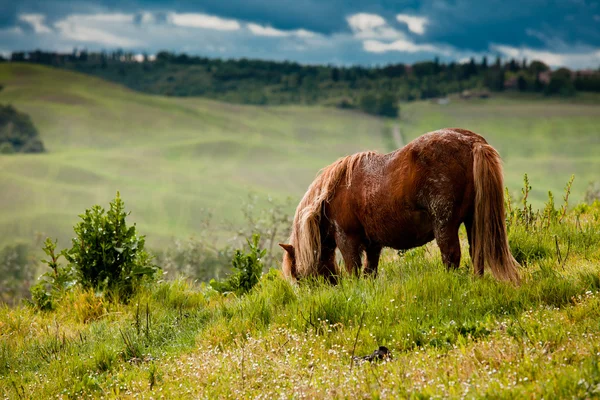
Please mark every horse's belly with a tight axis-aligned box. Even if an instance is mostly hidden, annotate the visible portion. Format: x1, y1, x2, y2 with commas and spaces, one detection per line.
367, 210, 434, 250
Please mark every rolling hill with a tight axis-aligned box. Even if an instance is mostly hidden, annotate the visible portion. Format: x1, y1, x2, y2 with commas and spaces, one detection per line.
0, 63, 387, 249
0, 63, 599, 251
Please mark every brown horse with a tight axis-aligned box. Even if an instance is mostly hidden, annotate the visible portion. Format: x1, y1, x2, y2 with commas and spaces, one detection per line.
279, 128, 520, 284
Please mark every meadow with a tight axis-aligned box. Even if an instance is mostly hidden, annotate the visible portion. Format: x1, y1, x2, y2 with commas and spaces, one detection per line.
1, 63, 599, 252
1, 199, 600, 398
1, 62, 600, 398
0, 63, 386, 250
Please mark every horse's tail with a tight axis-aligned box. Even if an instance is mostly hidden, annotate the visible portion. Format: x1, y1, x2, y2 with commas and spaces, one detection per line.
291, 152, 372, 277
472, 143, 521, 284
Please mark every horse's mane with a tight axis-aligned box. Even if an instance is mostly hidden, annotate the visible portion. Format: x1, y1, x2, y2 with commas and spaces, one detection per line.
290, 151, 377, 277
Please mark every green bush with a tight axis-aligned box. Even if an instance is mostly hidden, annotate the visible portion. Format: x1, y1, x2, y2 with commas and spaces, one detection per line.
62, 192, 158, 298
28, 238, 75, 310
210, 234, 265, 296
0, 104, 45, 153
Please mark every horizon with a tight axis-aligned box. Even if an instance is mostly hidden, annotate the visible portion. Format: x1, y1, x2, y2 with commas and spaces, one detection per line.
6, 49, 597, 72
1, 0, 599, 70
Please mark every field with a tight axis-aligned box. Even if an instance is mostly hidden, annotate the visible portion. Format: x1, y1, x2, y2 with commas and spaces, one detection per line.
0, 63, 386, 250
1, 63, 599, 253
1, 63, 600, 398
1, 203, 600, 398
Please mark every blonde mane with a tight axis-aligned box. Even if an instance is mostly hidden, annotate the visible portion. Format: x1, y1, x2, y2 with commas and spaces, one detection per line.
288, 152, 376, 277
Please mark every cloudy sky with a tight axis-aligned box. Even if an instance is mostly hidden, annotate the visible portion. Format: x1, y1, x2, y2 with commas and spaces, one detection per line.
2, 0, 600, 69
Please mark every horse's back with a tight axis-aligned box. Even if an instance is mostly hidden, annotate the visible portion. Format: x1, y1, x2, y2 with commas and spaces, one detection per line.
341, 128, 483, 249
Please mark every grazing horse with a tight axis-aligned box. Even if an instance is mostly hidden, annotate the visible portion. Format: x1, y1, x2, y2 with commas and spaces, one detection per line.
279, 128, 520, 284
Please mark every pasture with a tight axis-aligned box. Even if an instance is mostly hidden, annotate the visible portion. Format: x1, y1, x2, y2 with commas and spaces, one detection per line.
1, 201, 600, 398
0, 63, 600, 398
1, 63, 599, 252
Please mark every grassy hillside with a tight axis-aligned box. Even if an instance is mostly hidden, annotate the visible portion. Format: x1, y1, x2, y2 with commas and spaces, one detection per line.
0, 63, 387, 249
1, 204, 600, 398
0, 63, 599, 253
399, 95, 600, 203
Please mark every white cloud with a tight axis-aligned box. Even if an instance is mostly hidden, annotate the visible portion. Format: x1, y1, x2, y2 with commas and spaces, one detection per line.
396, 14, 428, 35
491, 44, 600, 69
247, 23, 318, 38
247, 23, 288, 37
19, 14, 52, 34
347, 13, 446, 55
168, 13, 241, 30
347, 13, 386, 31
346, 13, 402, 40
137, 12, 155, 24
54, 14, 142, 47
82, 13, 134, 23
363, 39, 445, 54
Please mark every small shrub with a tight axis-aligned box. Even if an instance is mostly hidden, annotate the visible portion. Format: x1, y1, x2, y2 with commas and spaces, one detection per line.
62, 192, 159, 299
210, 234, 265, 296
28, 238, 75, 310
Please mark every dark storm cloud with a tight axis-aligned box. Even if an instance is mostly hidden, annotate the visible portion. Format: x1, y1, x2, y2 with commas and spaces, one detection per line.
1, 0, 599, 68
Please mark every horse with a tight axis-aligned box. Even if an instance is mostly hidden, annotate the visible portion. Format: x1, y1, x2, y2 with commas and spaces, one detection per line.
279, 128, 520, 284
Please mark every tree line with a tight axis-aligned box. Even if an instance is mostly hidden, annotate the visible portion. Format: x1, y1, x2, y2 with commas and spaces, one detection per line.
3, 50, 600, 117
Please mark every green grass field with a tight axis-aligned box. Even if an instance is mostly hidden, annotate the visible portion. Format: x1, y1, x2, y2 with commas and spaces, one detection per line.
1, 204, 600, 398
0, 63, 599, 252
399, 95, 600, 204
0, 63, 387, 249
1, 63, 600, 398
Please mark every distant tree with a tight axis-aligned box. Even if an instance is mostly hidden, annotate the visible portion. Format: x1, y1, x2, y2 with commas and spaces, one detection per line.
484, 69, 505, 91
359, 93, 378, 115
574, 73, 600, 92
545, 68, 575, 96
517, 75, 528, 91
0, 105, 45, 153
376, 92, 399, 118
529, 60, 550, 75
494, 55, 502, 69
10, 52, 26, 62
330, 67, 340, 82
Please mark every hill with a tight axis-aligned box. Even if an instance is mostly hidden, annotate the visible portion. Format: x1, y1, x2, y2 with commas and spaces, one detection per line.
0, 63, 387, 250
0, 63, 599, 254
1, 202, 600, 398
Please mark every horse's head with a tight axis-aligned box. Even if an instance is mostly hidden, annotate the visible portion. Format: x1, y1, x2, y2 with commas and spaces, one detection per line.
279, 243, 296, 280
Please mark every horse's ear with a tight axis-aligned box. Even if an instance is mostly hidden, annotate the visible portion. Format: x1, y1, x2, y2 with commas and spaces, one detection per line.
279, 243, 294, 256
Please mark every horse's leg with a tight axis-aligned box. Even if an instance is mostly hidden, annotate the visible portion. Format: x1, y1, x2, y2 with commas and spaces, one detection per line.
434, 223, 461, 271
464, 216, 483, 276
318, 234, 338, 284
336, 233, 363, 276
363, 244, 382, 276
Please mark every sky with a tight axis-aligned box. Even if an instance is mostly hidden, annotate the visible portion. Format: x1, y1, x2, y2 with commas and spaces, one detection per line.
1, 0, 599, 69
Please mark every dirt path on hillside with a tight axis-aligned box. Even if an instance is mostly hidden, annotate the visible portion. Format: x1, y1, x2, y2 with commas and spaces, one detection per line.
392, 124, 405, 148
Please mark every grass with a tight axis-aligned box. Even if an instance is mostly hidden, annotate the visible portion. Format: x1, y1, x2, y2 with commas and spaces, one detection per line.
399, 95, 600, 206
1, 63, 599, 253
1, 203, 600, 398
0, 63, 387, 250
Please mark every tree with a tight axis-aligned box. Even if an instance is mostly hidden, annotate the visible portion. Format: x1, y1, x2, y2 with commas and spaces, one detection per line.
529, 60, 549, 75
545, 68, 575, 96
359, 93, 378, 115
484, 69, 505, 91
377, 92, 399, 118
517, 75, 528, 91
0, 105, 45, 153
